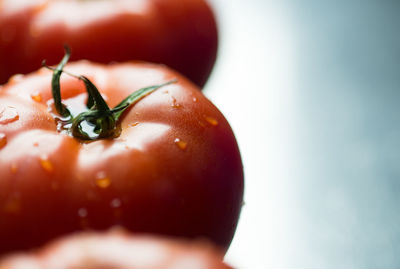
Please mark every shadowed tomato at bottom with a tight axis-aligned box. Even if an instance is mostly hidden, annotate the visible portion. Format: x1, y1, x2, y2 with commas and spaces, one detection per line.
0, 231, 233, 269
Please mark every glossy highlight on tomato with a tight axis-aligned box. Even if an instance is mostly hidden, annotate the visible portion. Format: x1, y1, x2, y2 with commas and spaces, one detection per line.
0, 0, 218, 86
0, 59, 243, 255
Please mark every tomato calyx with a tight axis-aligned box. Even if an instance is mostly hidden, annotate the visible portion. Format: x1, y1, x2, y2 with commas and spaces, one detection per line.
44, 47, 176, 140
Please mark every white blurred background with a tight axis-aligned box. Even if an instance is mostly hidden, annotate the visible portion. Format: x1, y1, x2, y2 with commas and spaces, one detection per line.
206, 1, 400, 268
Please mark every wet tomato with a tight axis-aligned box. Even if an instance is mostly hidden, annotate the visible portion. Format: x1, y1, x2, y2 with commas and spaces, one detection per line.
0, 52, 243, 255
0, 0, 218, 86
0, 231, 232, 269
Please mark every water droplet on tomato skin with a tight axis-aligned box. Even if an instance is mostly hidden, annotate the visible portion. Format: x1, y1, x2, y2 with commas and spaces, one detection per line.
95, 172, 111, 189
10, 163, 18, 174
39, 156, 54, 173
96, 178, 111, 188
205, 116, 219, 126
31, 92, 42, 102
0, 133, 7, 149
198, 121, 206, 128
174, 138, 188, 151
170, 96, 182, 109
78, 208, 88, 218
78, 208, 90, 229
110, 198, 122, 208
0, 106, 19, 124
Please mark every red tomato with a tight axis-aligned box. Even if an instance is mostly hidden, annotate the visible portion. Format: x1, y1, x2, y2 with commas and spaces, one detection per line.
0, 0, 218, 86
0, 54, 243, 255
0, 230, 233, 269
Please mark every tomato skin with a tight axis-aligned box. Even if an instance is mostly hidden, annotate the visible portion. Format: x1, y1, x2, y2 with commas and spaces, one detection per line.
0, 231, 232, 269
0, 61, 243, 255
0, 0, 218, 86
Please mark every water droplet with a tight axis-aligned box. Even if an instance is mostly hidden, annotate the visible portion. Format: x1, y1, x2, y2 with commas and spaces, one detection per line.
77, 208, 89, 228
0, 106, 19, 124
205, 116, 219, 126
110, 198, 122, 208
78, 208, 88, 218
40, 156, 53, 173
96, 178, 111, 188
0, 133, 7, 149
10, 163, 18, 174
33, 142, 39, 147
170, 96, 182, 109
95, 172, 111, 188
174, 138, 187, 150
80, 121, 98, 139
31, 92, 42, 102
193, 97, 198, 102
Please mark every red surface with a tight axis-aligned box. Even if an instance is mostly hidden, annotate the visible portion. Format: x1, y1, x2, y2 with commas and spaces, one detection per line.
0, 61, 243, 255
0, 0, 218, 86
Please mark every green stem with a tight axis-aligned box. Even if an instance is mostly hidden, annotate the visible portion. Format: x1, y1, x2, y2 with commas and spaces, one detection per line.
112, 80, 176, 121
44, 46, 71, 118
78, 75, 111, 112
47, 47, 176, 140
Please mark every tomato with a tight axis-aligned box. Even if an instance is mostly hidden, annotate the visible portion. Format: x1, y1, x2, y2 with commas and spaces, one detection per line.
0, 52, 243, 255
0, 0, 218, 86
0, 230, 232, 269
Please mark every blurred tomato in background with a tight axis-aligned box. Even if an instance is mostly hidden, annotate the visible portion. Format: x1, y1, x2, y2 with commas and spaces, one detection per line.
0, 0, 217, 87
